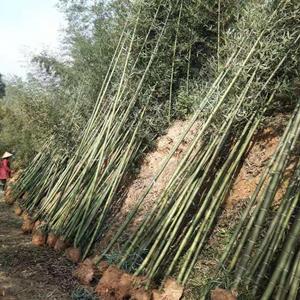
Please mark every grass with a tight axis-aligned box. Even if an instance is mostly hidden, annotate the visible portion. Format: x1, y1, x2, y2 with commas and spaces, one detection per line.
183, 196, 251, 299
71, 287, 98, 300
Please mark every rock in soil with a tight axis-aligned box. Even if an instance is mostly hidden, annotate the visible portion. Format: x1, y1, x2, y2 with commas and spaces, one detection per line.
73, 258, 99, 285
65, 247, 81, 263
211, 288, 237, 300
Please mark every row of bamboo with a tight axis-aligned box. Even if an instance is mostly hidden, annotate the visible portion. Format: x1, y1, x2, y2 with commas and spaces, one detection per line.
11, 0, 300, 298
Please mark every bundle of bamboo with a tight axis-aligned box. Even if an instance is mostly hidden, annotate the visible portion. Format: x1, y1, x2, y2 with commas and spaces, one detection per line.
96, 0, 300, 290
214, 100, 300, 298
11, 2, 300, 297
13, 148, 68, 212
13, 0, 188, 258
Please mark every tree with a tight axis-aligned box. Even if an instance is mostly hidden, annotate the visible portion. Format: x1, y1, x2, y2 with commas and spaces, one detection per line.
0, 73, 5, 99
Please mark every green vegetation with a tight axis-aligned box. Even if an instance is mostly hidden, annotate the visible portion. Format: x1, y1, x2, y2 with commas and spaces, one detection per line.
3, 0, 300, 299
71, 287, 97, 300
97, 0, 300, 289
12, 0, 242, 256
0, 73, 5, 99
0, 0, 239, 162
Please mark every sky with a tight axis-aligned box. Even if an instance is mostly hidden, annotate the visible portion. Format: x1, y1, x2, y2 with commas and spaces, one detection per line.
0, 0, 65, 79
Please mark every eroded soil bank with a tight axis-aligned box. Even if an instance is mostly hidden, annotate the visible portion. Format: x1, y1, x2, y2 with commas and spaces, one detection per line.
0, 194, 80, 300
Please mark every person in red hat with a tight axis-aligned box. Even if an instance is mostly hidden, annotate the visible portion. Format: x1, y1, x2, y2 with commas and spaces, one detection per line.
0, 152, 13, 191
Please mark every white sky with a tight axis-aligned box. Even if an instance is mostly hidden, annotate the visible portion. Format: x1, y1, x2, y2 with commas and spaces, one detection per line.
0, 0, 65, 79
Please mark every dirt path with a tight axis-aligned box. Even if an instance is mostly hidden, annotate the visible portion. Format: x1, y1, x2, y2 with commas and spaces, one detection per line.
0, 194, 80, 300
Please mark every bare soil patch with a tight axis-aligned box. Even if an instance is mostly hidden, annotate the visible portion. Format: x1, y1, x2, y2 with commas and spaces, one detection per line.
121, 119, 201, 225
225, 114, 292, 208
0, 195, 79, 300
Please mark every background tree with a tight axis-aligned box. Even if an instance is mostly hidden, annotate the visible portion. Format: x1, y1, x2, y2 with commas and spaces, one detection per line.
0, 0, 253, 164
0, 73, 5, 99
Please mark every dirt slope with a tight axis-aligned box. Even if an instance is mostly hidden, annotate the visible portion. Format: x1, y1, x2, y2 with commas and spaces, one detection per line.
121, 119, 201, 225
0, 194, 79, 300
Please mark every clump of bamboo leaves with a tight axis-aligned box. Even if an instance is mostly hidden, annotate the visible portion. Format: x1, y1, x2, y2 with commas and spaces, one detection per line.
96, 0, 300, 288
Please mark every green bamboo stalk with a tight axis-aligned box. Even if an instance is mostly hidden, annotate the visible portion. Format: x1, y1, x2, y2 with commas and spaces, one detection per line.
134, 66, 259, 279
97, 48, 241, 263
226, 103, 300, 272
261, 192, 300, 300
233, 102, 300, 286
288, 248, 300, 300
247, 161, 300, 286
168, 0, 183, 122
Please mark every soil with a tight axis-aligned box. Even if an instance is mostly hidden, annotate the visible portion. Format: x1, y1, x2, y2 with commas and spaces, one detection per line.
225, 114, 292, 208
225, 125, 281, 208
211, 288, 237, 300
121, 119, 201, 225
0, 194, 80, 300
91, 264, 183, 300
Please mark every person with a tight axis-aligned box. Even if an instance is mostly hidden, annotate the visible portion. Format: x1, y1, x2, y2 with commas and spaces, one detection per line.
0, 152, 13, 191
